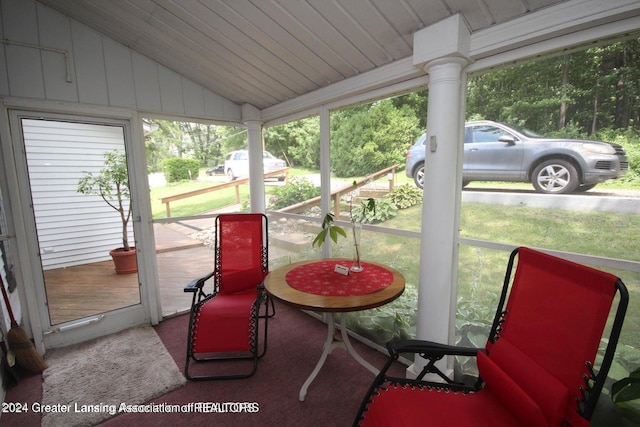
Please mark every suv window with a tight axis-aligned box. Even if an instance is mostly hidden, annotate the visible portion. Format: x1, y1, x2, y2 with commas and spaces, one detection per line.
468, 125, 511, 143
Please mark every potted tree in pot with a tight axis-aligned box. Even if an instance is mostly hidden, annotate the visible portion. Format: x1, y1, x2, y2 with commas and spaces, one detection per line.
77, 149, 137, 274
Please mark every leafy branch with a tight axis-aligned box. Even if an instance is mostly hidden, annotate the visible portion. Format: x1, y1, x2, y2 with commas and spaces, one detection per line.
312, 213, 347, 248
312, 181, 376, 249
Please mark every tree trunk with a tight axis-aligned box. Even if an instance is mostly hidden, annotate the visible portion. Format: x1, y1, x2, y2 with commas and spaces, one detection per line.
591, 94, 599, 135
558, 55, 570, 130
614, 50, 630, 129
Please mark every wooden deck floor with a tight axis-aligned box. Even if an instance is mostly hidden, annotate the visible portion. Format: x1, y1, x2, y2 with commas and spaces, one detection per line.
43, 219, 297, 326
43, 222, 217, 325
43, 245, 215, 325
44, 260, 141, 325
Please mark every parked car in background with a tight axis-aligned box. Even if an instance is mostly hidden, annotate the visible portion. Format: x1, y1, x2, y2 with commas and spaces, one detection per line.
224, 150, 287, 181
205, 164, 224, 176
405, 120, 628, 194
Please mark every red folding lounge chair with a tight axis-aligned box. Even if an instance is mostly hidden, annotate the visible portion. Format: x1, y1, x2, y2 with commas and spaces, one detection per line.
354, 247, 628, 426
184, 213, 272, 380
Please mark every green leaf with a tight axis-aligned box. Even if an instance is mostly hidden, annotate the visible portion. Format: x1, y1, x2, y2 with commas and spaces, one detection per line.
613, 379, 640, 403
613, 368, 640, 404
312, 229, 327, 248
312, 213, 346, 247
321, 213, 335, 229
363, 197, 376, 214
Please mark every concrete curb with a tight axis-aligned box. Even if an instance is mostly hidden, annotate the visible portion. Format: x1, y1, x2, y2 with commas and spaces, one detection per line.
462, 191, 640, 214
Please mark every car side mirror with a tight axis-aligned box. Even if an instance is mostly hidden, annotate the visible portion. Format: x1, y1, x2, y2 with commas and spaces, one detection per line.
499, 135, 516, 145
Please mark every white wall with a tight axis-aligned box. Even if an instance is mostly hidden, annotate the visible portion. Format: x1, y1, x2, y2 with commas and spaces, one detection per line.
21, 118, 134, 269
0, 0, 243, 268
0, 0, 241, 122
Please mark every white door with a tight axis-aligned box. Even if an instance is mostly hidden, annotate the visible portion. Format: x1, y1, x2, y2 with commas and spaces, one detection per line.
8, 111, 150, 348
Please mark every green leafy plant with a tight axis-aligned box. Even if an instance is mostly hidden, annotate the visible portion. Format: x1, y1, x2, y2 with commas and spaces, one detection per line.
454, 295, 496, 380
312, 213, 347, 248
161, 157, 200, 182
347, 283, 418, 343
311, 181, 377, 248
77, 149, 132, 251
388, 184, 423, 209
612, 367, 640, 407
352, 198, 397, 223
268, 177, 319, 210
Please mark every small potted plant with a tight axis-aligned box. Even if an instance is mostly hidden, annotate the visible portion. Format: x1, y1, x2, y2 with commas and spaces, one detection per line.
312, 182, 375, 272
77, 149, 136, 274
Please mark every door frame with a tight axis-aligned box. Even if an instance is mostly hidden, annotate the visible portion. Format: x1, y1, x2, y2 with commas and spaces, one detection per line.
1, 100, 160, 350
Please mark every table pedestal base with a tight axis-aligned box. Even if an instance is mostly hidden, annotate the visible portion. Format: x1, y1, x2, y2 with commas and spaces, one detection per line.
299, 313, 378, 401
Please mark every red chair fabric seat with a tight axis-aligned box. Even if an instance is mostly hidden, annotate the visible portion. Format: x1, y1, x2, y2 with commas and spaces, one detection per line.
219, 268, 266, 295
191, 290, 257, 354
362, 383, 526, 427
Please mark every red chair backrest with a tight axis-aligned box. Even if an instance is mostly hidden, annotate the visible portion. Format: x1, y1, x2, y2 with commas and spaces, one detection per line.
487, 247, 618, 425
216, 214, 267, 294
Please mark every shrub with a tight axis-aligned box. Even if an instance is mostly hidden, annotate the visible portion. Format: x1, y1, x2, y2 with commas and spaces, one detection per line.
388, 184, 423, 209
268, 177, 319, 210
620, 141, 640, 184
162, 157, 200, 183
351, 198, 397, 223
596, 128, 640, 185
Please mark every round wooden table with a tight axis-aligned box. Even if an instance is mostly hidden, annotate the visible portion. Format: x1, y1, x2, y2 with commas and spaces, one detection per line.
264, 259, 405, 401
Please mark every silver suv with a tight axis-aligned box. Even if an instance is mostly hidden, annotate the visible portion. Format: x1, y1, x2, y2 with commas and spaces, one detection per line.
224, 150, 287, 181
405, 120, 628, 194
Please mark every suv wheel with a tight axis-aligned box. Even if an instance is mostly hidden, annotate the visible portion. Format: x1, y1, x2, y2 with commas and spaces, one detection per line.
226, 168, 236, 181
413, 163, 425, 189
531, 159, 579, 194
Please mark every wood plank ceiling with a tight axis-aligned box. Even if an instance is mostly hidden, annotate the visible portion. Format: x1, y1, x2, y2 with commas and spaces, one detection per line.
36, 0, 569, 110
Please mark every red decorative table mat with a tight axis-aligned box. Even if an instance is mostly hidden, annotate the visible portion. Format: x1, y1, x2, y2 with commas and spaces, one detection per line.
285, 260, 393, 296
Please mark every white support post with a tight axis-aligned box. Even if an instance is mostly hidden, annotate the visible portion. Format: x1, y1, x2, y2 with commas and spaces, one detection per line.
243, 104, 266, 213
319, 108, 332, 259
408, 14, 471, 380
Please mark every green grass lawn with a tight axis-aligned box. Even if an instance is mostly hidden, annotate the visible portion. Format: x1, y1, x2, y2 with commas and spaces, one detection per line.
150, 179, 250, 219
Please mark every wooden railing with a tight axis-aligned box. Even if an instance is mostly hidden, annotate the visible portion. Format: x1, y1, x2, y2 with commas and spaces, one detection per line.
278, 165, 398, 217
160, 168, 289, 217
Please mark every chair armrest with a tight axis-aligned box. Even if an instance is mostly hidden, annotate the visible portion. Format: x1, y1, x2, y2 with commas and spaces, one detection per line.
387, 339, 484, 384
183, 271, 214, 293
388, 339, 481, 359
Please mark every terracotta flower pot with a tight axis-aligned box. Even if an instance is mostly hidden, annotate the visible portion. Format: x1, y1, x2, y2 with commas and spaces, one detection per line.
109, 247, 137, 274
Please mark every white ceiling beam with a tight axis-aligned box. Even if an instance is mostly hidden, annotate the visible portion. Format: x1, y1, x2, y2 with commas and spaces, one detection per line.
261, 56, 423, 123
471, 0, 640, 58
468, 15, 640, 75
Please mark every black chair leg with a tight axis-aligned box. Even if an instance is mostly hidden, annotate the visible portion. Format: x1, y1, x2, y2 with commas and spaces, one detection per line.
261, 295, 276, 318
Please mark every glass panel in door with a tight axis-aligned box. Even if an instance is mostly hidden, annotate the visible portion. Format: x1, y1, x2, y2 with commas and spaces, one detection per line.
20, 118, 141, 326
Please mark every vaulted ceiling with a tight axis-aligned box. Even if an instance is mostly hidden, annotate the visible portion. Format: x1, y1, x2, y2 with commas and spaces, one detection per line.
36, 0, 578, 112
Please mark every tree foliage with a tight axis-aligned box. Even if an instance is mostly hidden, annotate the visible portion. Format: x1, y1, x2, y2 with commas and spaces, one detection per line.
330, 99, 421, 177
467, 38, 640, 135
77, 150, 132, 250
162, 157, 200, 183
143, 38, 640, 184
144, 120, 246, 172
264, 117, 319, 169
